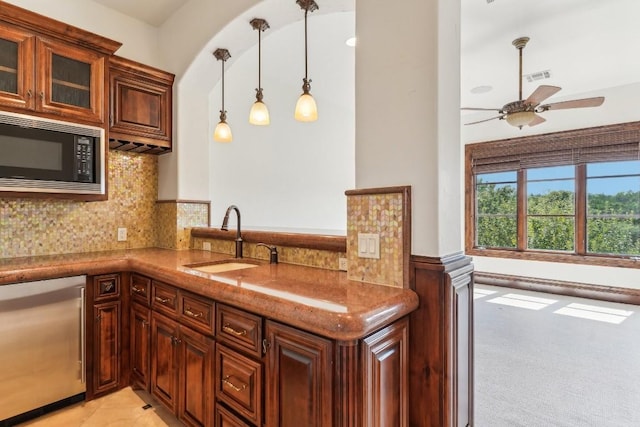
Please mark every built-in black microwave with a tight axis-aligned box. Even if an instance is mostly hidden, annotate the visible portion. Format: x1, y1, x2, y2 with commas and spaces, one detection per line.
0, 111, 105, 195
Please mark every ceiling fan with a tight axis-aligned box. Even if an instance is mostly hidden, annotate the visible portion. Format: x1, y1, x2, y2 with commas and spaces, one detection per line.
462, 37, 605, 129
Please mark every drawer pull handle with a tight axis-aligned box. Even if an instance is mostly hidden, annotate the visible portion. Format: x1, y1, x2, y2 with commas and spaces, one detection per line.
132, 286, 144, 294
104, 282, 114, 292
223, 324, 247, 337
222, 375, 247, 392
185, 307, 204, 318
155, 296, 172, 304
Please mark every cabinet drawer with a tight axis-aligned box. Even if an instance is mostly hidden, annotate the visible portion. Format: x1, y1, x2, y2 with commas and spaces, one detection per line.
216, 344, 262, 426
217, 304, 263, 358
130, 273, 151, 306
151, 281, 178, 317
93, 274, 120, 301
215, 403, 252, 427
180, 292, 214, 336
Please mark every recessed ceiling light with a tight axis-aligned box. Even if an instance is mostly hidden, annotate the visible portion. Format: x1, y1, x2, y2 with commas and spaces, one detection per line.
471, 85, 492, 94
345, 37, 356, 47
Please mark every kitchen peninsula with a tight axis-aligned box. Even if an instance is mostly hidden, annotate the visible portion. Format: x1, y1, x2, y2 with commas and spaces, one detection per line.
0, 247, 418, 426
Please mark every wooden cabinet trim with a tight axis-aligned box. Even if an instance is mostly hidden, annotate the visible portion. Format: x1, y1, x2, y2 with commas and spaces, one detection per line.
0, 2, 122, 54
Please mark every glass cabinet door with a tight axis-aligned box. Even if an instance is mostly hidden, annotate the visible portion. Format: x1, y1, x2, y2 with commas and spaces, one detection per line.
37, 38, 104, 123
0, 26, 35, 110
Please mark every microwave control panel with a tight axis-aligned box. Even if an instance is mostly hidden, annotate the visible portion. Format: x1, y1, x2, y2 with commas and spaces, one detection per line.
75, 136, 94, 182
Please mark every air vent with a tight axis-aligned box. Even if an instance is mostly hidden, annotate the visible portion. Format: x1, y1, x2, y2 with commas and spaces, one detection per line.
525, 70, 552, 83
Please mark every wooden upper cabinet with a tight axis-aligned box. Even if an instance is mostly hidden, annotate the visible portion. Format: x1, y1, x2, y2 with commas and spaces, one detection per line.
0, 2, 121, 124
109, 55, 174, 153
36, 37, 105, 122
0, 25, 35, 110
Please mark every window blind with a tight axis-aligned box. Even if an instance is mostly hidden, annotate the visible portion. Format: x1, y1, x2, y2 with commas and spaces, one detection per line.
467, 122, 640, 174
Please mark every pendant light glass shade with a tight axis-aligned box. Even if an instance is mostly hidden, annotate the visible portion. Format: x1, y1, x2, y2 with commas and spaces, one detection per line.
214, 114, 233, 142
295, 0, 319, 122
294, 91, 318, 121
213, 48, 232, 143
249, 99, 270, 125
249, 19, 270, 126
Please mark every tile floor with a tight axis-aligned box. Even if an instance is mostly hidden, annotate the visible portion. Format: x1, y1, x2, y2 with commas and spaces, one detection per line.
17, 388, 180, 427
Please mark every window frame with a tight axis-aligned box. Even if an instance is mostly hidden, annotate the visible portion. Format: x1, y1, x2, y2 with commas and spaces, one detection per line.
465, 121, 640, 269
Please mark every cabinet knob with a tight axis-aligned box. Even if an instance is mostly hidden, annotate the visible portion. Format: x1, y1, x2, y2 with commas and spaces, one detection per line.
39, 91, 44, 100
26, 89, 32, 98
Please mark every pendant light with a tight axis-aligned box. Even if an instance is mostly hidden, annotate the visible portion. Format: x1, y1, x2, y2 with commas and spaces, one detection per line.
213, 48, 232, 143
294, 0, 319, 122
249, 18, 270, 125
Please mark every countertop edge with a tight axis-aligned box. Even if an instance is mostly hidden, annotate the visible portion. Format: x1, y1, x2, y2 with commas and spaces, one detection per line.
0, 249, 419, 340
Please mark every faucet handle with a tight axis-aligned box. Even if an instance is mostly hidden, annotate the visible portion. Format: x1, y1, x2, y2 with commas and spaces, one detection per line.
256, 243, 278, 264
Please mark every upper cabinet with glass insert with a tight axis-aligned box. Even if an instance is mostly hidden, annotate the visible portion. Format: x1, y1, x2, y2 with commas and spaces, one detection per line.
0, 3, 121, 124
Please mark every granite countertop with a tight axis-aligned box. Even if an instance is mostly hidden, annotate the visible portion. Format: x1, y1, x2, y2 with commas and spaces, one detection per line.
0, 248, 419, 341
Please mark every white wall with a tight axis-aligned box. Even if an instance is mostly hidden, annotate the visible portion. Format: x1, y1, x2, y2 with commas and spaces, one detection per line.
208, 13, 355, 233
355, 0, 462, 257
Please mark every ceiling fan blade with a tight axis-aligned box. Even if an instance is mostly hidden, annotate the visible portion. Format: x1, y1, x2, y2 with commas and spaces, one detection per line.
461, 107, 502, 112
539, 96, 605, 111
525, 85, 562, 105
528, 113, 546, 127
464, 115, 504, 126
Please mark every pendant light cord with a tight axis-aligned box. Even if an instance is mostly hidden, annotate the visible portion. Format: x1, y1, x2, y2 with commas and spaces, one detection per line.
258, 28, 262, 91
304, 8, 309, 81
221, 57, 225, 114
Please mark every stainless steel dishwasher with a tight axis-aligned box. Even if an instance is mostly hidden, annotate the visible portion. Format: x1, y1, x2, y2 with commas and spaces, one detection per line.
0, 275, 86, 421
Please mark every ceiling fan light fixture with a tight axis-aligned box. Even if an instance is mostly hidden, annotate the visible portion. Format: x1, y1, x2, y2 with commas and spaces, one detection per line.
506, 110, 535, 129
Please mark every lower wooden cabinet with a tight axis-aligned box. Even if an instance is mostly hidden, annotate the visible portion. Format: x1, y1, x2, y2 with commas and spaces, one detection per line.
362, 318, 409, 427
150, 311, 213, 427
130, 301, 151, 390
92, 300, 121, 396
150, 312, 180, 412
215, 403, 252, 427
264, 320, 333, 427
95, 272, 412, 427
86, 273, 122, 400
178, 325, 213, 427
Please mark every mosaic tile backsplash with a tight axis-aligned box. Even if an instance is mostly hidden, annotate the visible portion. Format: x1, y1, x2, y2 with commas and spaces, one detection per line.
0, 150, 158, 258
191, 236, 346, 270
157, 202, 209, 250
347, 191, 405, 287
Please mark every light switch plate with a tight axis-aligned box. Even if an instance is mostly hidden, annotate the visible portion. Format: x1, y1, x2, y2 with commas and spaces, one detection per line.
357, 232, 380, 259
117, 227, 127, 242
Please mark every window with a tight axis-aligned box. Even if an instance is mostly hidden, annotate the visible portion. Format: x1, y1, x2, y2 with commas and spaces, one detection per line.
466, 122, 640, 268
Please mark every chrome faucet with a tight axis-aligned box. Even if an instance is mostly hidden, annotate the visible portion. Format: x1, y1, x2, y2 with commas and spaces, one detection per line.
221, 204, 243, 258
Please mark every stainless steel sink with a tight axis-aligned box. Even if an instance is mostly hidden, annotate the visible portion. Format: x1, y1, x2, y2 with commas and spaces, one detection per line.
184, 260, 260, 274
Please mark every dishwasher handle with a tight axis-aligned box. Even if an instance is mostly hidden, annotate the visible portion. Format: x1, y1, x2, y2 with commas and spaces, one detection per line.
80, 286, 86, 384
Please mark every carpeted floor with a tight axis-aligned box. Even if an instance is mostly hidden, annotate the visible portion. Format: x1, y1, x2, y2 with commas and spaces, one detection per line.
474, 285, 640, 426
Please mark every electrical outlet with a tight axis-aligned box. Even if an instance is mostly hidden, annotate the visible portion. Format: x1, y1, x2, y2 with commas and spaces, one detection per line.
117, 227, 127, 242
338, 257, 348, 271
203, 242, 211, 251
